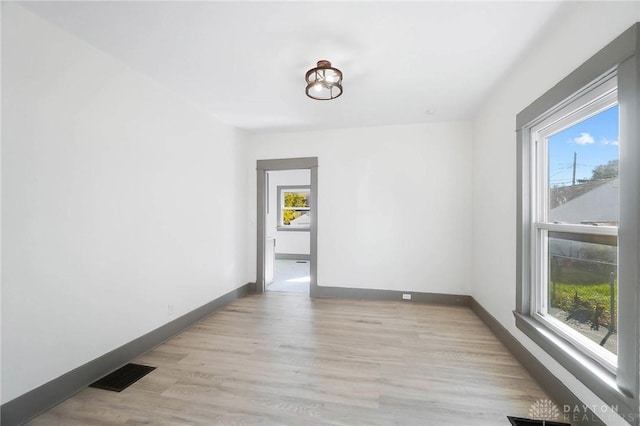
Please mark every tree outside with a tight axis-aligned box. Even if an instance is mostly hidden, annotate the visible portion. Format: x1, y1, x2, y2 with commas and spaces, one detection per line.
282, 192, 309, 225
591, 159, 618, 180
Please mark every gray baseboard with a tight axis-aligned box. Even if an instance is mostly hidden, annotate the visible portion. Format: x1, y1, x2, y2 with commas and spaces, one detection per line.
275, 253, 311, 261
1, 283, 254, 426
470, 298, 606, 426
313, 285, 471, 306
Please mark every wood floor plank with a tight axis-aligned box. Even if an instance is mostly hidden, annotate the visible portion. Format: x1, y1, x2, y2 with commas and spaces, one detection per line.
27, 292, 550, 425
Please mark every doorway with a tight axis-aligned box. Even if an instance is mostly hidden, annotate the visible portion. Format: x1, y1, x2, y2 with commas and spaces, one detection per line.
265, 171, 310, 293
256, 157, 318, 296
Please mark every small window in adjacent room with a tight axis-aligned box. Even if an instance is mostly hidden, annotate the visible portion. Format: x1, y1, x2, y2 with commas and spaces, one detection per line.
277, 186, 311, 231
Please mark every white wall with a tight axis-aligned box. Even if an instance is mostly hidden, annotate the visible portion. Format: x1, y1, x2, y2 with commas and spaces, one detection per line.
266, 169, 310, 256
471, 3, 640, 425
1, 4, 248, 403
246, 122, 473, 294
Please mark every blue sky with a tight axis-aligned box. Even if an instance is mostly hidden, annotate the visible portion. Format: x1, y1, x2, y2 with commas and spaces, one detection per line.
547, 105, 619, 187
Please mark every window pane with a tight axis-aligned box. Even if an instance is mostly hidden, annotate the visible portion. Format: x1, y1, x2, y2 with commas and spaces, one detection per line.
547, 105, 618, 225
547, 232, 617, 355
279, 188, 310, 228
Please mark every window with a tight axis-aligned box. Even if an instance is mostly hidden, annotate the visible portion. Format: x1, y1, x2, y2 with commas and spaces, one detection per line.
277, 186, 310, 231
531, 77, 619, 369
516, 24, 639, 423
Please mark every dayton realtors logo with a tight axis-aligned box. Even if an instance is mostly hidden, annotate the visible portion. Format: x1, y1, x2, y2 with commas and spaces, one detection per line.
530, 400, 639, 424
529, 399, 561, 421
562, 403, 638, 423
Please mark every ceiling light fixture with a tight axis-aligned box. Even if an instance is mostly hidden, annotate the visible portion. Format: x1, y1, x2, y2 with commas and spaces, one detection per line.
305, 60, 343, 100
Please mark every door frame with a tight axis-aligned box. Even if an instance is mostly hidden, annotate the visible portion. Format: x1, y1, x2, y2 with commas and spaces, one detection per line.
256, 157, 318, 296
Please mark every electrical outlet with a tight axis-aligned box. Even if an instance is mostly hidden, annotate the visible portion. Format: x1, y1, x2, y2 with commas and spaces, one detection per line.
168, 304, 174, 316
402, 293, 412, 300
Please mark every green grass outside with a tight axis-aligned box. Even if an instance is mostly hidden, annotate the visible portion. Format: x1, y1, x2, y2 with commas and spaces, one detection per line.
550, 281, 617, 326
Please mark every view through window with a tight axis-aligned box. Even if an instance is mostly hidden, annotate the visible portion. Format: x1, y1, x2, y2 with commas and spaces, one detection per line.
279, 187, 310, 229
537, 94, 619, 362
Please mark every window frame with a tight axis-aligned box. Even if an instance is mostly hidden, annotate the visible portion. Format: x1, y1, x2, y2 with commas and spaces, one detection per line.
277, 185, 311, 232
529, 77, 619, 372
515, 23, 639, 424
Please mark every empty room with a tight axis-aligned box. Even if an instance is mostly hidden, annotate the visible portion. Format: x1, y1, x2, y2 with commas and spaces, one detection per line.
2, 2, 639, 426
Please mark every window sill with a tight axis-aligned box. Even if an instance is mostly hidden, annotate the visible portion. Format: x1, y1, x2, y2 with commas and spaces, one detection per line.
276, 226, 310, 232
513, 311, 636, 421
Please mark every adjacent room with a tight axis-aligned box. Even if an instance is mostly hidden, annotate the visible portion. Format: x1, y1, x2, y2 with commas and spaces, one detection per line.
2, 2, 639, 426
264, 169, 311, 294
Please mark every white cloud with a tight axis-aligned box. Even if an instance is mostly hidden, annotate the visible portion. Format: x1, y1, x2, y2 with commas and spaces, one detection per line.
602, 138, 619, 146
573, 132, 595, 145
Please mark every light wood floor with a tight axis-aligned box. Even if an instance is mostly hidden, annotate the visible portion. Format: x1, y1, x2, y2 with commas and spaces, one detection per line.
28, 292, 550, 425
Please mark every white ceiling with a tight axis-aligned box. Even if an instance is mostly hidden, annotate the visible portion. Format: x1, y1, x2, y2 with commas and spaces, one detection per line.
21, 1, 569, 133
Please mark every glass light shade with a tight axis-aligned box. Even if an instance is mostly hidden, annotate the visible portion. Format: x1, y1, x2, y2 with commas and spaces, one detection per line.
305, 60, 343, 100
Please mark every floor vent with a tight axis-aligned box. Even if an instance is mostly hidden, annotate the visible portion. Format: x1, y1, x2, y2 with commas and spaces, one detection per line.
507, 417, 571, 426
90, 363, 155, 392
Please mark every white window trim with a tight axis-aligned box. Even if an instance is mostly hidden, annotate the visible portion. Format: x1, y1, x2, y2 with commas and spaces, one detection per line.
515, 23, 640, 425
276, 185, 311, 232
528, 76, 619, 373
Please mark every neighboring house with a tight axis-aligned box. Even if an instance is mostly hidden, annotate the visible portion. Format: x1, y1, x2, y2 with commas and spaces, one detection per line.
289, 213, 310, 226
548, 178, 618, 279
550, 178, 618, 225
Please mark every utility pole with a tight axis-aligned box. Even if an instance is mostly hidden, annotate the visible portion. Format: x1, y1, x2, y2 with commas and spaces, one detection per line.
572, 152, 577, 186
